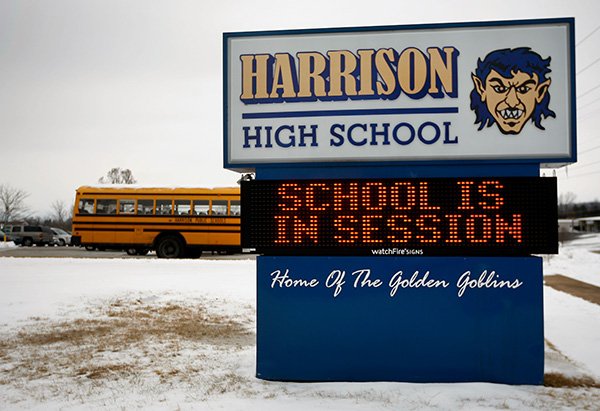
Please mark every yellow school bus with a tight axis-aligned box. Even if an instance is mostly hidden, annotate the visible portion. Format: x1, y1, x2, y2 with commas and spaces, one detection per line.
71, 186, 241, 258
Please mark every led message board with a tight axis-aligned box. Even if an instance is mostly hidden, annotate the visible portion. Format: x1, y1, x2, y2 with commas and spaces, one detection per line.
241, 177, 557, 256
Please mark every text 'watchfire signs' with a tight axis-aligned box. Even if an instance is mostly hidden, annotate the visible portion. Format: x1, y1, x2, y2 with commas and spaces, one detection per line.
241, 177, 558, 256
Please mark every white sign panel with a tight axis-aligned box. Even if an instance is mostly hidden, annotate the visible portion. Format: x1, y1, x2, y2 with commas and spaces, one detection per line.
223, 19, 575, 171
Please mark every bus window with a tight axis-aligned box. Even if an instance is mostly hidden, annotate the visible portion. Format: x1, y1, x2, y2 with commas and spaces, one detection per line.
212, 200, 227, 216
194, 200, 209, 215
119, 199, 135, 214
96, 199, 117, 214
156, 199, 173, 215
137, 199, 154, 215
78, 199, 94, 214
174, 200, 192, 215
230, 200, 241, 216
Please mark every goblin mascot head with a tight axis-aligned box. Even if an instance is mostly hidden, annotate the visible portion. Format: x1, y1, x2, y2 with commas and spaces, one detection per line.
470, 47, 555, 135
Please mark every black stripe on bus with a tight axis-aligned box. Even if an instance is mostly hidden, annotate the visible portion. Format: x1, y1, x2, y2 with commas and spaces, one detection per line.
75, 214, 240, 219
143, 229, 240, 234
73, 221, 239, 228
75, 213, 241, 218
75, 227, 135, 232
75, 227, 240, 234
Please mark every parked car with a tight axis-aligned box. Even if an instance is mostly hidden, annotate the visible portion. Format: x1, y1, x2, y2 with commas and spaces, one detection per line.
51, 228, 72, 246
2, 224, 54, 246
0, 229, 22, 245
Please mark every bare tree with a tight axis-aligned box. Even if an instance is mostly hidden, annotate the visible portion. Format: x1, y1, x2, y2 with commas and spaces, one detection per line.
558, 191, 577, 217
50, 200, 68, 224
0, 184, 30, 224
98, 167, 137, 184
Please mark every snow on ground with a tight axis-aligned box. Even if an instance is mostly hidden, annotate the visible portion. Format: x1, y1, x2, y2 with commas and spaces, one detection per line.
541, 233, 600, 380
0, 237, 599, 410
544, 287, 600, 378
0, 241, 17, 249
544, 233, 600, 287
0, 258, 254, 326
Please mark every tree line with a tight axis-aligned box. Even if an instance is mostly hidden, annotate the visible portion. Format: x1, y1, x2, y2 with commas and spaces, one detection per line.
557, 192, 600, 219
1, 168, 137, 231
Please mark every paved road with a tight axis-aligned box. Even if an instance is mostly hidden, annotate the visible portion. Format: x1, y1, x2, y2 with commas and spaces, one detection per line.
0, 245, 256, 260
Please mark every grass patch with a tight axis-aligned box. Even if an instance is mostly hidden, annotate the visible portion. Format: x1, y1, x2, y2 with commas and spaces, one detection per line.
544, 373, 600, 389
15, 299, 253, 351
0, 298, 254, 385
76, 363, 135, 380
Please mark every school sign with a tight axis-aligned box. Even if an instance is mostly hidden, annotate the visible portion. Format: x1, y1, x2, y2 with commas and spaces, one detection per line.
224, 18, 575, 169
223, 18, 574, 384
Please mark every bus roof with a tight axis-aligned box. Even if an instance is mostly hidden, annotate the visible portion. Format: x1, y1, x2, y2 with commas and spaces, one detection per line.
76, 185, 240, 195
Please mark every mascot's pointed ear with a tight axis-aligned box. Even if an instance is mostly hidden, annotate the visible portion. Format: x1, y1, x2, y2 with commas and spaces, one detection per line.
536, 78, 551, 103
471, 73, 486, 101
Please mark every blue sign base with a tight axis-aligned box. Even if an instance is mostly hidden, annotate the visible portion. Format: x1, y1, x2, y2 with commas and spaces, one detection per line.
256, 256, 543, 384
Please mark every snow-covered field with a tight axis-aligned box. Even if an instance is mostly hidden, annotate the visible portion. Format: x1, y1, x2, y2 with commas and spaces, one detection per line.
1, 236, 599, 410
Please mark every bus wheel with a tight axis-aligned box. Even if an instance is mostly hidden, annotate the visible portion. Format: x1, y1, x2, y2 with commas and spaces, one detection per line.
156, 236, 184, 259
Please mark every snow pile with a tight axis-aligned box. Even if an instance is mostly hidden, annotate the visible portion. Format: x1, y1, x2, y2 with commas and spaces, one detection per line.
0, 242, 599, 409
0, 241, 16, 249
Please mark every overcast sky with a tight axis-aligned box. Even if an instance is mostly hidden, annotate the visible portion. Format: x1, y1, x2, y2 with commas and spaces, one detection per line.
1, 0, 600, 216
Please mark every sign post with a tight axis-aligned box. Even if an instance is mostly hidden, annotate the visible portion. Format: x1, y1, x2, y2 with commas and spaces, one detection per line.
224, 18, 575, 384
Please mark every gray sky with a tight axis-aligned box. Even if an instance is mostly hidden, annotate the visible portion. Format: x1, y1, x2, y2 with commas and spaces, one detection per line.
1, 0, 600, 216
